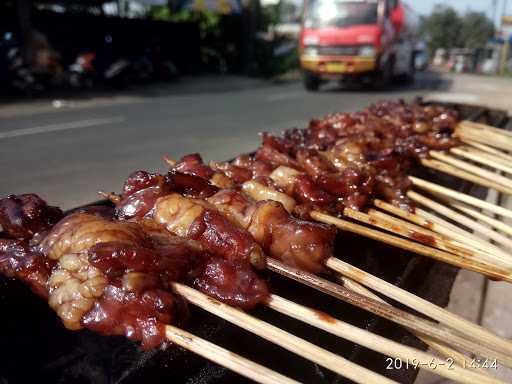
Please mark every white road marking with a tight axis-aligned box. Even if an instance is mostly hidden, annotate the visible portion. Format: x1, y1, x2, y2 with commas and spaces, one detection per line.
0, 116, 125, 139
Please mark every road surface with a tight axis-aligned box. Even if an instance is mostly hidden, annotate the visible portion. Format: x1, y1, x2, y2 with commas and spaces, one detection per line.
0, 72, 448, 209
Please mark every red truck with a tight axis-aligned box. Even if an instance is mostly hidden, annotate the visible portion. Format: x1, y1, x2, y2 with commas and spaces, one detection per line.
300, 0, 416, 90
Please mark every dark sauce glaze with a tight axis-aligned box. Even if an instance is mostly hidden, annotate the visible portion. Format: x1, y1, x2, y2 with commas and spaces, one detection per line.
0, 193, 270, 350
188, 209, 265, 270
312, 309, 337, 324
0, 238, 55, 299
0, 194, 63, 239
410, 232, 437, 247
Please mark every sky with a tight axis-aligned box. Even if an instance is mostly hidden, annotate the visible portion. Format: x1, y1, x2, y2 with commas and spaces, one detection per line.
414, 0, 511, 27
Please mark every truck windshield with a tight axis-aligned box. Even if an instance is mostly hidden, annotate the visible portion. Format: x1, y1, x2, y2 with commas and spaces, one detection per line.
305, 0, 378, 29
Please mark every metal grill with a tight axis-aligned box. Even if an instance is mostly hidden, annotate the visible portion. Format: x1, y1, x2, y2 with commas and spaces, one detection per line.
0, 101, 509, 384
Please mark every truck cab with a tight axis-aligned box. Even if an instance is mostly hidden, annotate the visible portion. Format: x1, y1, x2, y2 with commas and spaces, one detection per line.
300, 0, 416, 91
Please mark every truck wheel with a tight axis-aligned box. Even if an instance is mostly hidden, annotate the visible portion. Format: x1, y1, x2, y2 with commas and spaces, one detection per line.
404, 54, 416, 83
375, 58, 394, 89
303, 71, 320, 92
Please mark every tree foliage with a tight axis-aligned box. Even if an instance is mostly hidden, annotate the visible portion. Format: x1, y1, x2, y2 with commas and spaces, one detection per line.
460, 11, 495, 49
420, 5, 494, 54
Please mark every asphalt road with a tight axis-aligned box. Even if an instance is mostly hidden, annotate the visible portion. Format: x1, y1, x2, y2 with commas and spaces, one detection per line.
0, 72, 449, 209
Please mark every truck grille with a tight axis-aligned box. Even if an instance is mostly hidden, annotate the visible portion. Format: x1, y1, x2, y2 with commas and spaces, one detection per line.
316, 45, 360, 56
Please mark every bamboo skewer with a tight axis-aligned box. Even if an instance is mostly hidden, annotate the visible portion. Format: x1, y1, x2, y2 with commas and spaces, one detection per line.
98, 191, 121, 204
267, 295, 503, 384
163, 156, 177, 167
458, 121, 512, 138
267, 258, 512, 366
430, 151, 512, 190
164, 325, 299, 384
410, 176, 512, 220
407, 191, 512, 251
450, 147, 512, 175
154, 148, 512, 378
97, 188, 504, 376
373, 199, 509, 261
332, 275, 489, 374
323, 257, 512, 360
450, 202, 512, 237
366, 208, 494, 258
420, 158, 512, 195
456, 126, 512, 152
343, 208, 509, 269
462, 140, 512, 162
171, 283, 396, 384
414, 207, 511, 259
310, 211, 512, 282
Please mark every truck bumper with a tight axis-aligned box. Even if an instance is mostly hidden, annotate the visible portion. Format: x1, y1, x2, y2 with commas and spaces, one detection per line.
300, 55, 377, 78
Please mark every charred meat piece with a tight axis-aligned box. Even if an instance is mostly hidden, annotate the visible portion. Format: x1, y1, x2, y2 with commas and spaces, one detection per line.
153, 194, 266, 270
208, 189, 336, 274
173, 153, 215, 180
115, 170, 173, 220
193, 256, 269, 309
122, 170, 168, 199
0, 194, 63, 240
166, 171, 219, 199
232, 154, 274, 179
0, 238, 54, 298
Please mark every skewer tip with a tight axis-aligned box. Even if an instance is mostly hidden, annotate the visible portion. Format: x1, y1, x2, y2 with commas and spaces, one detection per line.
163, 155, 177, 167
98, 190, 121, 204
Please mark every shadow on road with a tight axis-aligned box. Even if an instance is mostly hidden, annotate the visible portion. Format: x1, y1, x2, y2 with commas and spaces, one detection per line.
0, 75, 272, 106
0, 70, 453, 107
321, 70, 452, 94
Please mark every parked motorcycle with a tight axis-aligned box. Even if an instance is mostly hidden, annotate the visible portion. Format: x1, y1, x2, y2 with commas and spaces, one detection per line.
0, 32, 44, 96
66, 51, 96, 89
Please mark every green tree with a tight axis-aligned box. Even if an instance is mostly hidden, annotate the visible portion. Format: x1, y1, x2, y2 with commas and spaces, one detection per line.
419, 5, 462, 55
420, 5, 495, 55
460, 11, 495, 49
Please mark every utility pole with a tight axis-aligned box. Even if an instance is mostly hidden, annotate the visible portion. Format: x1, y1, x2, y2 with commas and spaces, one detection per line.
492, 0, 497, 25
500, 13, 512, 74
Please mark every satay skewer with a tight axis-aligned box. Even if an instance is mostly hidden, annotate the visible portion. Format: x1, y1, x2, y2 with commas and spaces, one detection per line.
104, 175, 512, 368
310, 213, 512, 356
366, 208, 500, 259
175, 283, 504, 384
429, 151, 512, 190
156, 156, 509, 359
332, 274, 490, 374
309, 209, 512, 358
311, 211, 512, 282
266, 258, 512, 367
456, 126, 512, 152
449, 202, 512, 237
98, 188, 506, 382
461, 140, 512, 162
135, 151, 507, 366
171, 283, 397, 384
342, 207, 512, 269
407, 191, 512, 250
322, 256, 512, 361
410, 176, 512, 220
371, 200, 508, 259
420, 159, 512, 195
458, 121, 512, 138
450, 147, 512, 175
266, 295, 503, 384
164, 325, 300, 384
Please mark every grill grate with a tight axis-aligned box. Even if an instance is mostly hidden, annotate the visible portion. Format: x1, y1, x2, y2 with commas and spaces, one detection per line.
0, 102, 509, 384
